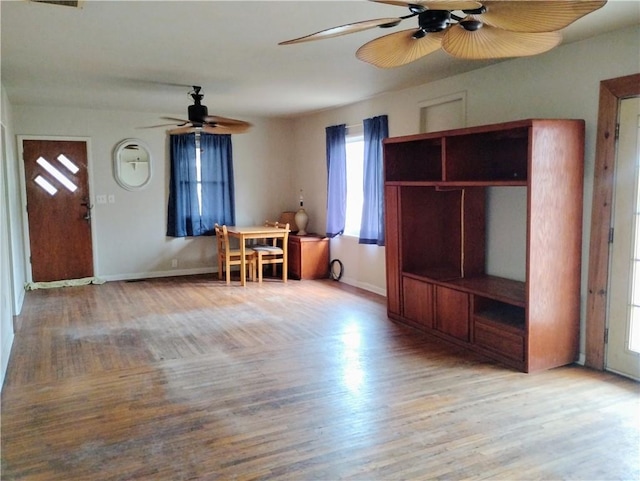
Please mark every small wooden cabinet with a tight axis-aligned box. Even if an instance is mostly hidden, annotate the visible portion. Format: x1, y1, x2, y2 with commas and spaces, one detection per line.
384, 119, 584, 372
288, 234, 329, 280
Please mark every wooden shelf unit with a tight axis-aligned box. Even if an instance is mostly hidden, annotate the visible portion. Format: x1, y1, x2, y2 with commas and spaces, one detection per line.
384, 119, 584, 372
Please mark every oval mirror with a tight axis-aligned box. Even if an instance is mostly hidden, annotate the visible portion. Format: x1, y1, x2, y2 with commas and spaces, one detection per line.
113, 139, 152, 191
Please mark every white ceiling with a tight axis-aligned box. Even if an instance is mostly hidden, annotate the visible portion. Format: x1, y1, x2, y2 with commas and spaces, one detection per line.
2, 0, 638, 119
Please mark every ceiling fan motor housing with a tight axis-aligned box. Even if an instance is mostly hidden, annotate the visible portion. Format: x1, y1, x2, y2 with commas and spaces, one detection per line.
188, 103, 208, 123
419, 10, 451, 32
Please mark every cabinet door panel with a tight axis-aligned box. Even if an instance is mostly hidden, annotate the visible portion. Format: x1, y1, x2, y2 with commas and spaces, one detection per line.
435, 286, 470, 341
402, 277, 434, 328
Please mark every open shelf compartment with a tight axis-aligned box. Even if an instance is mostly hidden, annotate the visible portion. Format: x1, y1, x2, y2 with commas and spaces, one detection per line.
399, 186, 485, 281
444, 127, 529, 182
473, 295, 525, 333
384, 137, 443, 182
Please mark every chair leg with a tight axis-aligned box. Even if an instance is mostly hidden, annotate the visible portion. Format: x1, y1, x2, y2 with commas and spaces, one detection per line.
248, 259, 255, 282
217, 255, 223, 280
225, 258, 231, 285
257, 254, 263, 283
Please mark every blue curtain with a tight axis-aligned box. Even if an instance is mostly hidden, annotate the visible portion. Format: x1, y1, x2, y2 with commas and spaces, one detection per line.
167, 133, 235, 237
199, 133, 235, 231
325, 124, 347, 238
359, 115, 388, 246
167, 133, 199, 237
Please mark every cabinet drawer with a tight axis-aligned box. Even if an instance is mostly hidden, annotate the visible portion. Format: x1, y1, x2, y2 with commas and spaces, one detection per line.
474, 320, 524, 361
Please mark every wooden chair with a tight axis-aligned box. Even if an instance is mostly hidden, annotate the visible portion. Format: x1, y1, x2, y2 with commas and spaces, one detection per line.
214, 223, 256, 284
253, 222, 290, 283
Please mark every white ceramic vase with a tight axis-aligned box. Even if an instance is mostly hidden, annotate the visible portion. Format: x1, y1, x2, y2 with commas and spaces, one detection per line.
295, 208, 309, 235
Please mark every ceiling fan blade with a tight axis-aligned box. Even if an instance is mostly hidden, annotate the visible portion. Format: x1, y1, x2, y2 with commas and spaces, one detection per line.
209, 123, 252, 134
370, 0, 482, 10
169, 126, 198, 135
169, 124, 250, 135
160, 116, 191, 125
279, 17, 403, 45
138, 123, 185, 129
441, 23, 562, 59
204, 115, 250, 126
356, 29, 444, 68
206, 121, 252, 134
478, 1, 607, 33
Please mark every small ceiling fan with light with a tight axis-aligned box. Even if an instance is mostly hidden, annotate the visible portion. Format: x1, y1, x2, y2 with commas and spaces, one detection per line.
145, 86, 252, 135
279, 0, 607, 68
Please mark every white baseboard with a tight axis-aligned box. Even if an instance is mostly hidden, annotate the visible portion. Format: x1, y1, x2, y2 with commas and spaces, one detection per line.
100, 267, 216, 282
338, 276, 386, 297
14, 287, 25, 316
1, 329, 14, 392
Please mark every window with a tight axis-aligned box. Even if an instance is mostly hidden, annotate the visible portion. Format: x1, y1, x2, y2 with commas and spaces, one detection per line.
166, 133, 235, 237
344, 134, 364, 237
325, 115, 387, 244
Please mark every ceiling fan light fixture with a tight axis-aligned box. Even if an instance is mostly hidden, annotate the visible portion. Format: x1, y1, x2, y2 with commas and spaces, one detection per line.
460, 19, 483, 31
412, 29, 427, 39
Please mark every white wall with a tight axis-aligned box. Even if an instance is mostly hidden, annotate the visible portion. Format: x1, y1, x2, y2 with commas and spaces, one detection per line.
291, 25, 640, 355
1, 85, 28, 389
11, 107, 297, 281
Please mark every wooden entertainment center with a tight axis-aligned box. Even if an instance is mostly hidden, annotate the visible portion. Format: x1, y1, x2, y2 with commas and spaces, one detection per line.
383, 119, 584, 372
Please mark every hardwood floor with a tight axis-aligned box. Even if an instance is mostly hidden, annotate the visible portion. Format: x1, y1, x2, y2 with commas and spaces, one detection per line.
2, 275, 638, 480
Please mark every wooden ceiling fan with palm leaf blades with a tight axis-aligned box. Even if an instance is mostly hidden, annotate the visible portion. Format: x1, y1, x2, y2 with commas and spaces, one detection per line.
146, 86, 252, 135
279, 0, 607, 68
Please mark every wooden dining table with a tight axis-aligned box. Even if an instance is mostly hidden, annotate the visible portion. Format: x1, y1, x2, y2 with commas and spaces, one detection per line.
225, 225, 289, 286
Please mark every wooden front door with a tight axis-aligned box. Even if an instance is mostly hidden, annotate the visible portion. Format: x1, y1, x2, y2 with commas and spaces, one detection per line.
22, 139, 93, 282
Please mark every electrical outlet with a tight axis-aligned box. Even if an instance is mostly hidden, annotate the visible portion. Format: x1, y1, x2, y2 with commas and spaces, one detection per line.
108, 194, 115, 204
171, 259, 178, 268
96, 195, 107, 204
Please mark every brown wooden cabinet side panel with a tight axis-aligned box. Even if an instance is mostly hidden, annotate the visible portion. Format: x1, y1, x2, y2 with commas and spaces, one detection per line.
385, 186, 401, 315
527, 120, 584, 371
288, 239, 302, 279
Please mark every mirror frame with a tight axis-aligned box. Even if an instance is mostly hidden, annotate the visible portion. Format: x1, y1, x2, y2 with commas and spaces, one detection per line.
113, 138, 152, 191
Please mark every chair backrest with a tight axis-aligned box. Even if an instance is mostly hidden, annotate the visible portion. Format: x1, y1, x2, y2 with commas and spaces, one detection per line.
263, 220, 280, 246
279, 222, 290, 246
214, 223, 229, 254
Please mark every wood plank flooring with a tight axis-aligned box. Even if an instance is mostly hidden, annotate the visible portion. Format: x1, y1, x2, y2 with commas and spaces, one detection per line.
2, 275, 639, 480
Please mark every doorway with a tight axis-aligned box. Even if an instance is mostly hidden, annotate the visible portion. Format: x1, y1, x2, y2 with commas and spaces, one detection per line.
20, 138, 94, 283
586, 73, 640, 374
606, 98, 640, 379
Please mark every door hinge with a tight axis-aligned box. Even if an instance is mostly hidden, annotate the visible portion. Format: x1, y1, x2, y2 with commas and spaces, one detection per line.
609, 227, 614, 244
604, 327, 609, 344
